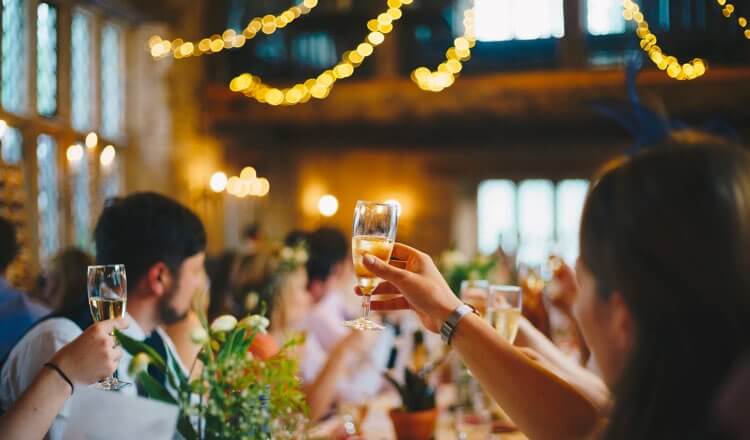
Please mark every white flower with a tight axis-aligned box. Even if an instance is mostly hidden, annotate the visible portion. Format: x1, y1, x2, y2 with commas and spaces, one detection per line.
240, 314, 270, 334
190, 327, 209, 345
280, 247, 294, 261
245, 292, 260, 311
293, 248, 308, 264
210, 315, 238, 333
128, 352, 150, 376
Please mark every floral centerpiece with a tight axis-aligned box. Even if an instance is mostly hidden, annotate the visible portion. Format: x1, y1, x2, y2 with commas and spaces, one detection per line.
116, 311, 307, 440
438, 249, 496, 295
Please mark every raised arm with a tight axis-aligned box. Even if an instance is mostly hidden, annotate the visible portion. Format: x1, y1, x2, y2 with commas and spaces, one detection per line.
0, 319, 126, 440
361, 243, 602, 440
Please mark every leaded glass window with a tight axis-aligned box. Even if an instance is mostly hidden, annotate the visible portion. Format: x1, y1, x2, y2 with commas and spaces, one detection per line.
100, 23, 123, 139
37, 2, 58, 117
2, 0, 28, 114
71, 11, 93, 132
1, 126, 22, 165
72, 148, 90, 249
472, 0, 565, 42
37, 135, 60, 263
587, 0, 626, 35
100, 148, 121, 201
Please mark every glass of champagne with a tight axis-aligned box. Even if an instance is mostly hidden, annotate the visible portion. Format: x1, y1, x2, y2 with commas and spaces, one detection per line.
87, 264, 130, 390
460, 280, 490, 317
487, 285, 522, 343
344, 200, 398, 331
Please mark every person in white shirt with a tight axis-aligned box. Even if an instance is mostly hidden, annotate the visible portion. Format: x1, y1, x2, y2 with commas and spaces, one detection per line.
0, 192, 207, 440
302, 228, 392, 403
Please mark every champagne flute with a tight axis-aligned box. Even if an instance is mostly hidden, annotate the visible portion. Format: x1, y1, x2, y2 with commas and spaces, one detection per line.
460, 280, 490, 317
344, 201, 398, 331
87, 264, 130, 390
487, 285, 523, 343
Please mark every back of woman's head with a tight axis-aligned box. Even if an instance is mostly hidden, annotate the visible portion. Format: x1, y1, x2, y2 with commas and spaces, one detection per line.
581, 141, 750, 439
50, 247, 94, 315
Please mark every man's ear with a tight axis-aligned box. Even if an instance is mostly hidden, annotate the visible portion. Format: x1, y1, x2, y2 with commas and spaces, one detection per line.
145, 262, 172, 299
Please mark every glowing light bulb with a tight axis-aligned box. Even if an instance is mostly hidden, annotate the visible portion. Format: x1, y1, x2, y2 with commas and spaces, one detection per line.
318, 195, 339, 217
210, 172, 228, 193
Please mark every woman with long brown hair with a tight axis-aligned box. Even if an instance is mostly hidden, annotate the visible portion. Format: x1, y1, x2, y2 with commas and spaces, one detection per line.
361, 141, 750, 439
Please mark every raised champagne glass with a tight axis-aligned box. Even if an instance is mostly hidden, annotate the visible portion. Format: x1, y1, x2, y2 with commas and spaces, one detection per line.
344, 201, 398, 331
87, 264, 130, 390
487, 285, 523, 343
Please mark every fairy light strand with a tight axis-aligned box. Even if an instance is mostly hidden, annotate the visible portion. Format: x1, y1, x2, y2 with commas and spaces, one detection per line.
624, 0, 707, 80
148, 0, 320, 59
714, 0, 750, 39
411, 1, 476, 92
228, 0, 413, 106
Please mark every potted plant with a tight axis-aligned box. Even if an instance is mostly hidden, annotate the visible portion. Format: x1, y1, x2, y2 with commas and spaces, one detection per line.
116, 312, 307, 440
384, 368, 437, 440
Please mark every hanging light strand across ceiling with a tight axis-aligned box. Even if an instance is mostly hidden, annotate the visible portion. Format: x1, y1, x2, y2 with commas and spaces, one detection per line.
148, 0, 320, 59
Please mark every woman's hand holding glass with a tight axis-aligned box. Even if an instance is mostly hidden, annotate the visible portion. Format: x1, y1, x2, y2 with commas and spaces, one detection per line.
354, 242, 462, 333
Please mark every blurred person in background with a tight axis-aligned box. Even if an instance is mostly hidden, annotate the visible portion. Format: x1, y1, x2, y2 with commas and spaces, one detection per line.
0, 216, 48, 360
33, 248, 93, 321
246, 243, 369, 421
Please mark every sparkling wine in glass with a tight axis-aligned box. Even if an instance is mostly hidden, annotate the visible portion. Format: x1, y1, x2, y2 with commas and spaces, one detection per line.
344, 201, 398, 331
487, 285, 523, 343
87, 264, 130, 390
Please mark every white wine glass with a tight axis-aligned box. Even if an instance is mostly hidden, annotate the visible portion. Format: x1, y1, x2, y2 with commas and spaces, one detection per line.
344, 201, 399, 331
87, 264, 130, 390
487, 285, 523, 343
460, 279, 490, 317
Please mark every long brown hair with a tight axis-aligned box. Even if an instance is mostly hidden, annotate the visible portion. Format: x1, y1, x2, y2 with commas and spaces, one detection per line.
580, 142, 750, 439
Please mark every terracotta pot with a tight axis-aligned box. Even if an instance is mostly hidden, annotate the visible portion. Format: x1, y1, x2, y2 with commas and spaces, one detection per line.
388, 408, 438, 440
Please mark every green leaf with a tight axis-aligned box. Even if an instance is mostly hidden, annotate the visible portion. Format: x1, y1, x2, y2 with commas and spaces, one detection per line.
176, 415, 199, 440
115, 329, 167, 373
137, 371, 177, 405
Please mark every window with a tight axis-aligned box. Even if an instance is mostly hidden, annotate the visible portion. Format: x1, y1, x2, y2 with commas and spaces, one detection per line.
291, 33, 337, 69
586, 0, 626, 35
471, 0, 565, 42
2, 0, 28, 114
1, 126, 22, 165
37, 135, 60, 263
37, 2, 58, 117
71, 149, 90, 249
478, 180, 517, 255
71, 11, 93, 132
100, 23, 123, 139
477, 179, 590, 266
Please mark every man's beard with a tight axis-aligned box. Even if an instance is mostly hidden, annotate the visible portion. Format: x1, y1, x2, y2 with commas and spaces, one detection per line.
158, 284, 189, 325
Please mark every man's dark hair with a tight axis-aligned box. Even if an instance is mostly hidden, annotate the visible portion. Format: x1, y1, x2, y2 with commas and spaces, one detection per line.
94, 192, 206, 290
306, 227, 348, 283
0, 216, 19, 273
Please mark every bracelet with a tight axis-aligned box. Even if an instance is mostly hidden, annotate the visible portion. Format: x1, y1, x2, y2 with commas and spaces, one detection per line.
44, 362, 74, 395
439, 303, 480, 345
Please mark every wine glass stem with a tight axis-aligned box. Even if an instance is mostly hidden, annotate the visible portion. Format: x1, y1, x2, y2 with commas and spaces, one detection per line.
360, 294, 372, 320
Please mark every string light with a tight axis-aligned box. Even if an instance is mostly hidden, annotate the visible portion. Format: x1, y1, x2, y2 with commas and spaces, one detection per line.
624, 0, 707, 80
66, 144, 84, 163
85, 132, 98, 149
228, 0, 413, 106
412, 1, 476, 92
219, 167, 271, 198
99, 145, 116, 167
149, 0, 320, 59
713, 0, 750, 39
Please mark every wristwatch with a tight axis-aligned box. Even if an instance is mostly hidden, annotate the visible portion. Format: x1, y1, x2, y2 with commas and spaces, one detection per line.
440, 303, 478, 345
